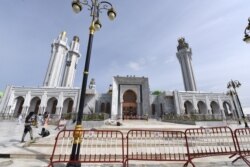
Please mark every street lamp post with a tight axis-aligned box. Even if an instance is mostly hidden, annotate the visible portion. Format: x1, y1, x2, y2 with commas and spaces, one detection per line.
243, 17, 250, 43
227, 80, 248, 128
227, 90, 241, 125
67, 0, 116, 166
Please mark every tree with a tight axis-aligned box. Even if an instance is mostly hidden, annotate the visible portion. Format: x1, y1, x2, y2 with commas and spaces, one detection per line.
152, 90, 162, 95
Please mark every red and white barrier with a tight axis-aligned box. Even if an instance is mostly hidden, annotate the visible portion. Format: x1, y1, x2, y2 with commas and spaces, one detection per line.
49, 129, 124, 166
48, 126, 250, 167
184, 126, 237, 167
125, 130, 188, 166
233, 128, 250, 166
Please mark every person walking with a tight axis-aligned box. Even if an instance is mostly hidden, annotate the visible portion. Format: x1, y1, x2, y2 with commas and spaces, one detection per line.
43, 111, 49, 127
21, 112, 34, 142
37, 114, 43, 126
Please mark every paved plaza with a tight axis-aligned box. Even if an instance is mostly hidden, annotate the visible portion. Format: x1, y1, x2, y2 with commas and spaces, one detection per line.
0, 119, 248, 167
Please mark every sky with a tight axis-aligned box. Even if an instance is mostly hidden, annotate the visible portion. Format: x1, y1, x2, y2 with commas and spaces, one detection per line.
0, 0, 250, 109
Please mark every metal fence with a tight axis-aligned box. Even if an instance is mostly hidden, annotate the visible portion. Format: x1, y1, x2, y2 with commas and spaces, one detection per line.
125, 130, 188, 166
49, 127, 250, 167
233, 128, 250, 166
184, 126, 237, 167
49, 129, 124, 167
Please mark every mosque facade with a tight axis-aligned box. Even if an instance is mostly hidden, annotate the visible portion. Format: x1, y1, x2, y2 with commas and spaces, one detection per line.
0, 32, 240, 121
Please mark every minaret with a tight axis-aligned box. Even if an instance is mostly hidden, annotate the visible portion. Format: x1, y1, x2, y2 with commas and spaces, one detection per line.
61, 36, 81, 87
43, 32, 69, 87
176, 37, 197, 91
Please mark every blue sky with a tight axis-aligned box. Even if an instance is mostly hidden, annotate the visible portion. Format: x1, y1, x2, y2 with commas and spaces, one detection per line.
0, 0, 250, 108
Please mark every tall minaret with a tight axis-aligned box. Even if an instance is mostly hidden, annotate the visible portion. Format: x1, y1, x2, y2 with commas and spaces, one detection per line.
43, 32, 69, 87
176, 37, 197, 91
61, 36, 81, 87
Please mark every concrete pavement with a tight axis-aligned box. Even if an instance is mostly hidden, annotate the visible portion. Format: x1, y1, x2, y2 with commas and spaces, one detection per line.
0, 119, 248, 167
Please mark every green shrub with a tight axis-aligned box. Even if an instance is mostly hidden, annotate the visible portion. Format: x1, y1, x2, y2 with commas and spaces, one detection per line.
82, 113, 106, 121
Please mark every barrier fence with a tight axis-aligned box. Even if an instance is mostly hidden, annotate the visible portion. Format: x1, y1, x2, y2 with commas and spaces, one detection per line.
184, 126, 237, 167
49, 127, 250, 167
125, 130, 188, 166
49, 129, 124, 167
233, 128, 250, 166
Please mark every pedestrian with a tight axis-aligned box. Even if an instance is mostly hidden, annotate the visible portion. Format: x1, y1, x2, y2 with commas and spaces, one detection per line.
21, 112, 34, 142
31, 114, 38, 128
39, 128, 50, 137
43, 111, 49, 127
37, 114, 43, 126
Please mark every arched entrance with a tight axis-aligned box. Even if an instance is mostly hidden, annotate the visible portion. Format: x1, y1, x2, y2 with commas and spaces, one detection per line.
13, 96, 25, 117
106, 102, 111, 115
28, 97, 41, 114
100, 103, 105, 113
210, 101, 220, 114
46, 97, 58, 114
197, 101, 207, 114
62, 98, 74, 114
151, 104, 156, 116
223, 101, 232, 117
184, 101, 194, 114
122, 90, 137, 118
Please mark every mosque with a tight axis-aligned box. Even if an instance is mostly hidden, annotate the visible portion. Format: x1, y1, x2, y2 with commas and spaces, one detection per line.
0, 32, 239, 120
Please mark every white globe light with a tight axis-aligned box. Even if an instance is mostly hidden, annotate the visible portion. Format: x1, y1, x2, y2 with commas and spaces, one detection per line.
72, 3, 82, 13
108, 8, 116, 21
244, 35, 250, 43
94, 20, 102, 31
108, 12, 116, 21
95, 24, 101, 31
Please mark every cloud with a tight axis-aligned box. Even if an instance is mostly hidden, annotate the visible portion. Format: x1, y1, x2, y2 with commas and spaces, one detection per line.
164, 56, 176, 64
128, 61, 143, 71
126, 57, 147, 71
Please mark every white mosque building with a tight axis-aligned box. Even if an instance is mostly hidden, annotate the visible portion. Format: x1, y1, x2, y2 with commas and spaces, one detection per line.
0, 32, 240, 121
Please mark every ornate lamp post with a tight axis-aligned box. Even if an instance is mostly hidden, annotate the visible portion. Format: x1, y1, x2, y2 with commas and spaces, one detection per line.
243, 17, 250, 43
67, 0, 116, 166
226, 90, 241, 125
227, 80, 248, 128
